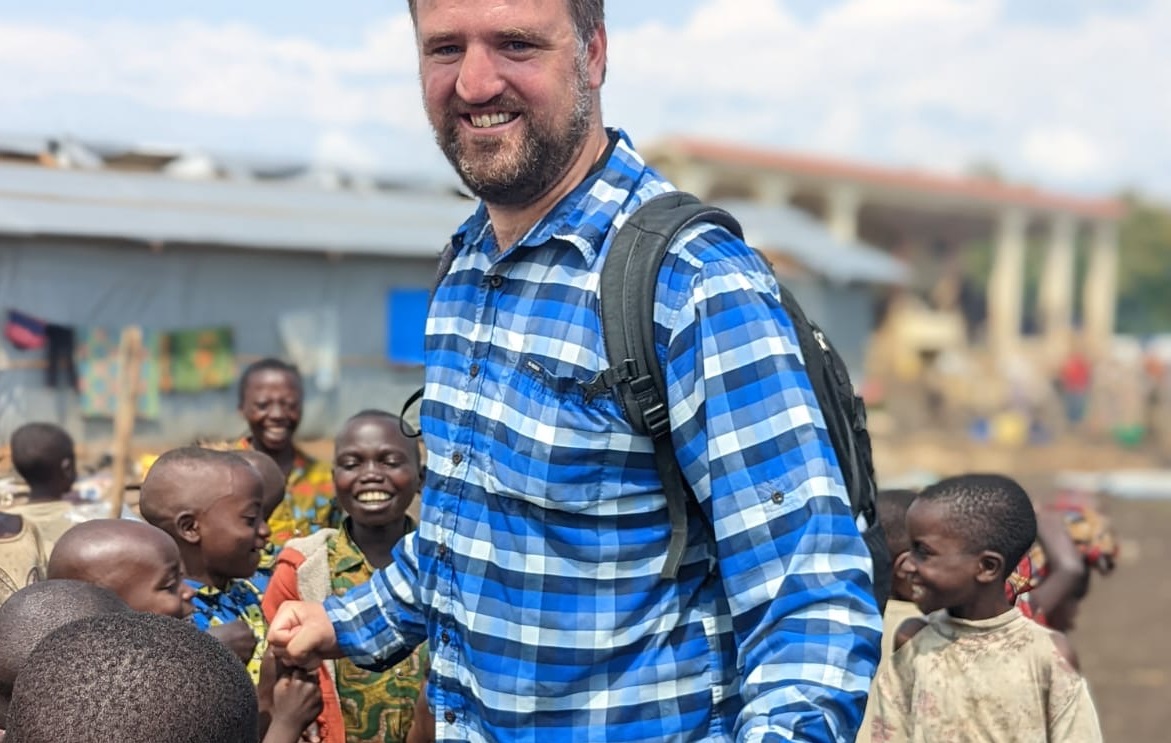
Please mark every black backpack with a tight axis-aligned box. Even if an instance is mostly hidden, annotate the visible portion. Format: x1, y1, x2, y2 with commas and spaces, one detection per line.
594, 192, 891, 610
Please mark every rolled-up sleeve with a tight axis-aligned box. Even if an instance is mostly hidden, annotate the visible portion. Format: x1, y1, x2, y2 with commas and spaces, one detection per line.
324, 530, 429, 671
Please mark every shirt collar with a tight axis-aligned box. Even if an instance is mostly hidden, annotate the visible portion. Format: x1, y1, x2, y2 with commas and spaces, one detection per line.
451, 128, 647, 267
332, 517, 418, 576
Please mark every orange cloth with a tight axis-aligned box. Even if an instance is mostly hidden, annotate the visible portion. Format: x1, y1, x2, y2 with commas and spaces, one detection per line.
262, 548, 346, 743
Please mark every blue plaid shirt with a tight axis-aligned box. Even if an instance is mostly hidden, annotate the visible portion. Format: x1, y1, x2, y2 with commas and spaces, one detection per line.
325, 130, 881, 742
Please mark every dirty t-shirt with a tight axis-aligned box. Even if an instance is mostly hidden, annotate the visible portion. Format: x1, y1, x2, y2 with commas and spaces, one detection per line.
871, 607, 1102, 743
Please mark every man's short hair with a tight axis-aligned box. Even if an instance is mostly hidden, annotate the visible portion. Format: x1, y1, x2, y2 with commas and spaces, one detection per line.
876, 489, 918, 556
405, 0, 605, 48
6, 612, 258, 743
916, 474, 1037, 577
0, 581, 131, 724
9, 423, 74, 486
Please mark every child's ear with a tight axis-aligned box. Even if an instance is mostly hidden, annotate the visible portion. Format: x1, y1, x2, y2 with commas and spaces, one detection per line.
416, 465, 427, 492
175, 511, 201, 545
61, 456, 76, 480
975, 551, 1005, 584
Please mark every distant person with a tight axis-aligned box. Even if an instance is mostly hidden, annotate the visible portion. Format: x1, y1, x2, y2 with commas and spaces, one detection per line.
46, 519, 195, 618
858, 489, 923, 743
6, 423, 77, 547
0, 580, 131, 733
140, 447, 271, 684
262, 411, 430, 743
1058, 349, 1092, 426
870, 474, 1102, 742
5, 612, 258, 743
234, 359, 336, 547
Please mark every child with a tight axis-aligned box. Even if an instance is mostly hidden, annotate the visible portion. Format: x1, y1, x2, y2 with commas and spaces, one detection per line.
235, 448, 289, 594
46, 519, 195, 618
0, 512, 47, 608
0, 580, 131, 731
5, 612, 259, 743
262, 410, 430, 743
870, 474, 1103, 742
235, 359, 336, 547
139, 446, 271, 684
6, 423, 77, 547
857, 489, 922, 743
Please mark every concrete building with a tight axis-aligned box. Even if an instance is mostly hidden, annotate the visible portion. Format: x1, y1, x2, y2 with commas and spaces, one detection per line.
644, 137, 1126, 364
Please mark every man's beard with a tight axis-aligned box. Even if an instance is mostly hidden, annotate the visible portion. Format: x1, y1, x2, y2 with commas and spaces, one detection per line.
433, 59, 593, 208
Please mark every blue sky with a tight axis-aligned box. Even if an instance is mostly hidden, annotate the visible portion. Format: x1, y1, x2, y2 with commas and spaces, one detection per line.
0, 0, 1166, 198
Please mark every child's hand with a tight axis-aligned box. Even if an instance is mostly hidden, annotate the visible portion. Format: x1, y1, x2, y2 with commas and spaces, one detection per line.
208, 619, 258, 663
259, 649, 323, 743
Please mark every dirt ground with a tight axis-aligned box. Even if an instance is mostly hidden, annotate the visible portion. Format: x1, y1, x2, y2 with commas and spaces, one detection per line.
874, 432, 1170, 742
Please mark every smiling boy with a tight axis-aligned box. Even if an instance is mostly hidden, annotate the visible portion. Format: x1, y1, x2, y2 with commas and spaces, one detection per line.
870, 474, 1102, 742
140, 446, 271, 684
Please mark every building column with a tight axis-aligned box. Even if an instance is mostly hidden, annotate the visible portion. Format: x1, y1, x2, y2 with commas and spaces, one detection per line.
672, 165, 713, 200
1082, 220, 1120, 358
1038, 214, 1077, 364
987, 207, 1028, 358
754, 175, 794, 207
827, 184, 860, 243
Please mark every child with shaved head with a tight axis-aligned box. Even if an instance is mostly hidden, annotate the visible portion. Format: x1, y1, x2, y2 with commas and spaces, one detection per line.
0, 580, 131, 733
47, 519, 194, 618
140, 447, 271, 684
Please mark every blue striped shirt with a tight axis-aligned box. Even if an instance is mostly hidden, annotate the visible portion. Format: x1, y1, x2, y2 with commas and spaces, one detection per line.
325, 130, 881, 742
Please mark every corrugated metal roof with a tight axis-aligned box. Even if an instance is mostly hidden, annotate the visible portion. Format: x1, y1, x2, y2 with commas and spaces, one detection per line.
0, 161, 475, 257
713, 199, 909, 285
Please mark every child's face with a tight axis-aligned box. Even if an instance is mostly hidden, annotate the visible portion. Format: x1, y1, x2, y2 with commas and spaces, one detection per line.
114, 539, 195, 619
240, 370, 302, 453
199, 469, 270, 581
903, 499, 982, 614
333, 418, 420, 529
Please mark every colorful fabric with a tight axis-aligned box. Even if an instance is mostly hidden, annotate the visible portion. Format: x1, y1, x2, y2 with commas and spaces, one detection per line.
160, 327, 236, 392
186, 577, 268, 685
235, 438, 337, 548
329, 521, 428, 743
77, 327, 161, 420
4, 309, 46, 351
324, 129, 881, 742
870, 608, 1102, 742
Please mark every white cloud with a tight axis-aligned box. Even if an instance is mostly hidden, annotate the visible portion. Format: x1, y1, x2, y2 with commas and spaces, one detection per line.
0, 1, 1166, 195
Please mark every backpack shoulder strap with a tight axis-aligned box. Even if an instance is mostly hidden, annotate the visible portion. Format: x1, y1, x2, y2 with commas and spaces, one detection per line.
596, 191, 743, 578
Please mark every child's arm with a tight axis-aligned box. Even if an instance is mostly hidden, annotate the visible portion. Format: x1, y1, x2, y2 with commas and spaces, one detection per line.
208, 619, 259, 664
1047, 659, 1103, 742
405, 678, 435, 743
1026, 510, 1087, 618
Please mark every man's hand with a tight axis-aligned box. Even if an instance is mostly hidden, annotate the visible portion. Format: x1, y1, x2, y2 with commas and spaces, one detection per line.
267, 601, 342, 670
208, 619, 258, 663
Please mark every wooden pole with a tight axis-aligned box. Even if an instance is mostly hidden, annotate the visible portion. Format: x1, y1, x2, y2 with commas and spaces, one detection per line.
108, 326, 144, 519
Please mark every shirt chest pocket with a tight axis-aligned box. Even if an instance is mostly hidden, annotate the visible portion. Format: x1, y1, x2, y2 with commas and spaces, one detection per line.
486, 354, 620, 513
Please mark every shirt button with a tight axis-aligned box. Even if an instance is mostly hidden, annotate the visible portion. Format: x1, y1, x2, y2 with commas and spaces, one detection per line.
438, 544, 447, 559
771, 491, 785, 505
469, 363, 480, 378
441, 630, 451, 644
444, 711, 456, 724
488, 275, 504, 288
452, 452, 463, 466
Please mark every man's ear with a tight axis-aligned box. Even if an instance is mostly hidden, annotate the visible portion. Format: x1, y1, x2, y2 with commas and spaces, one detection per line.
176, 511, 201, 545
586, 23, 608, 88
975, 551, 1006, 585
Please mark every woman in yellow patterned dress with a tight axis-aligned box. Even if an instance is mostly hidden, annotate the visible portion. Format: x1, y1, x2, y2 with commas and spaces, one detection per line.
262, 410, 431, 743
235, 359, 337, 548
